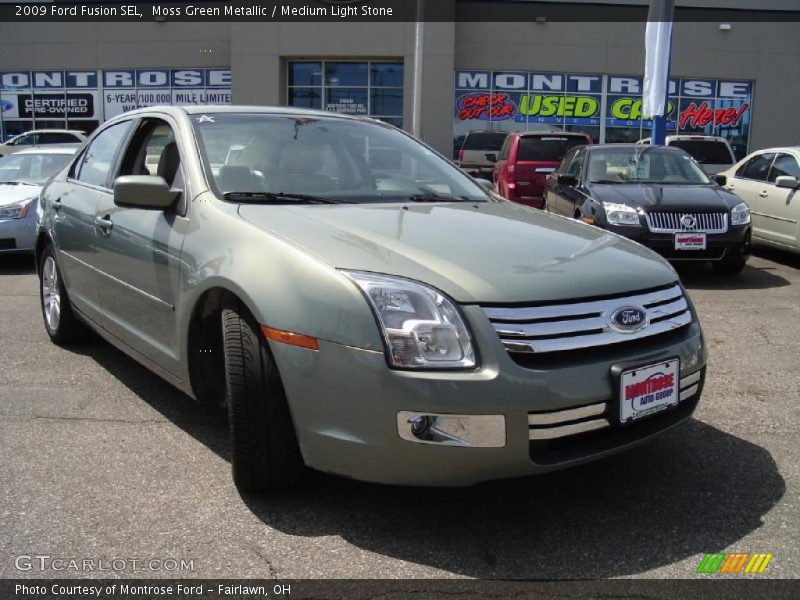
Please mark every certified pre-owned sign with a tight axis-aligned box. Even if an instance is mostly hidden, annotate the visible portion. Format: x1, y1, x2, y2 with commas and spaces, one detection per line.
20, 94, 94, 118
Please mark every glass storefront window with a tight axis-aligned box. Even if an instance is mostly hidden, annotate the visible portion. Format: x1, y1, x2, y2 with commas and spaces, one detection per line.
287, 60, 404, 128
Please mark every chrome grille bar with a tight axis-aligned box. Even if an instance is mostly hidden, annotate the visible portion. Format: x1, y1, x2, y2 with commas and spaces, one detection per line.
483, 284, 692, 354
645, 212, 728, 234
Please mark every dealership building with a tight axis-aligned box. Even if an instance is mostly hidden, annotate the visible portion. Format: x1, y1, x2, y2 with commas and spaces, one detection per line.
0, 0, 798, 160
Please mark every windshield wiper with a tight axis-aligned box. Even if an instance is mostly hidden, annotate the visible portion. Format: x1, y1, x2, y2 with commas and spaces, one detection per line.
0, 181, 35, 186
223, 191, 349, 205
589, 179, 623, 184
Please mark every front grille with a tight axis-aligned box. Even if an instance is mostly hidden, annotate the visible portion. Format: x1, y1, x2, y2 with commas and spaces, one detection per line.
645, 211, 728, 234
482, 283, 692, 355
0, 239, 16, 250
529, 369, 704, 465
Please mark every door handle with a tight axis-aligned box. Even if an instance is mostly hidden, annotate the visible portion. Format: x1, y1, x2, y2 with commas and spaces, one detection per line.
95, 215, 114, 235
759, 191, 769, 198
52, 197, 62, 211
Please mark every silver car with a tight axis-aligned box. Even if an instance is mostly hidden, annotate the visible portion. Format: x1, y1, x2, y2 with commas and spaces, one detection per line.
0, 146, 78, 253
36, 106, 707, 492
0, 129, 86, 158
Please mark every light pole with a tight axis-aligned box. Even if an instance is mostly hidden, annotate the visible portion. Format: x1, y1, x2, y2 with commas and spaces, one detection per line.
411, 0, 425, 139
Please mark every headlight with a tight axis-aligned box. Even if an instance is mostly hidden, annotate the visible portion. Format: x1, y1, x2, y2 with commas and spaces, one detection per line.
344, 271, 477, 370
731, 202, 751, 226
0, 197, 35, 220
603, 202, 641, 226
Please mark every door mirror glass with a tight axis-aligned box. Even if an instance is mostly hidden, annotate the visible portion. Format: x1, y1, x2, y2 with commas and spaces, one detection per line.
713, 174, 727, 187
113, 175, 179, 210
774, 175, 800, 190
557, 173, 578, 187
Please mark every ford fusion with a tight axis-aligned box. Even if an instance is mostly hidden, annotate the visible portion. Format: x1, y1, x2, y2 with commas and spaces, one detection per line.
36, 107, 706, 491
544, 144, 752, 275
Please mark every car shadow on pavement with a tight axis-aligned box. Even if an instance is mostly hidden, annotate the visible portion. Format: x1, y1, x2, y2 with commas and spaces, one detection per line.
239, 420, 784, 578
0, 253, 36, 275
677, 260, 790, 290
75, 328, 785, 579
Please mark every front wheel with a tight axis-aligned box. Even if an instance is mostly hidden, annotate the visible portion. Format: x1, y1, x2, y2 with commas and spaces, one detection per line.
221, 299, 305, 492
39, 245, 88, 345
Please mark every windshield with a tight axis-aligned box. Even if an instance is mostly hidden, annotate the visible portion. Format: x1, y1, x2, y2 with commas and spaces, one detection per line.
461, 132, 507, 151
192, 113, 488, 203
518, 136, 587, 162
585, 147, 711, 185
668, 140, 734, 165
0, 152, 73, 185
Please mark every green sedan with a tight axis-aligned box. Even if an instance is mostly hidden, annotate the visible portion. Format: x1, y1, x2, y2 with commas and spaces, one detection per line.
36, 106, 707, 491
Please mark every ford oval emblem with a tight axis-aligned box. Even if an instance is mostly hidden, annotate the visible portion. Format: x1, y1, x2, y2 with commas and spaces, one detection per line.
608, 306, 648, 333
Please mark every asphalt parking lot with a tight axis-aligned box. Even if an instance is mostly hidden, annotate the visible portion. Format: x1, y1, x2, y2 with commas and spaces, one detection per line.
0, 249, 798, 580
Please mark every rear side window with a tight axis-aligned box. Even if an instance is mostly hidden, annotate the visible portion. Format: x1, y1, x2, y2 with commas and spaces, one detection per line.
461, 132, 508, 151
669, 140, 734, 165
737, 153, 775, 181
498, 136, 513, 161
75, 121, 131, 188
768, 154, 800, 182
517, 136, 587, 162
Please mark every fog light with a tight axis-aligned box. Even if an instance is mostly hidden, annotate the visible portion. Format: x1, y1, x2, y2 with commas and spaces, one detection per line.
410, 415, 431, 436
397, 412, 506, 448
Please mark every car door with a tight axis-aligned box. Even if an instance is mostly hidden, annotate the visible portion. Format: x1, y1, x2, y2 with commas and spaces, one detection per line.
548, 147, 585, 216
91, 116, 189, 376
492, 135, 512, 194
760, 153, 800, 247
728, 153, 776, 241
51, 120, 133, 317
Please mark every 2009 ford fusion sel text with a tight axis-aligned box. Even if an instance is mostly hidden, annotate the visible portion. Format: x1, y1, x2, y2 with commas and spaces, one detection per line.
36, 106, 707, 491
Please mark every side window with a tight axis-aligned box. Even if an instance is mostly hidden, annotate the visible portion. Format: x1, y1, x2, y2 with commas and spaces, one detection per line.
75, 121, 131, 188
119, 120, 181, 187
498, 136, 512, 161
558, 149, 578, 174
768, 154, 800, 183
566, 149, 585, 178
738, 153, 775, 181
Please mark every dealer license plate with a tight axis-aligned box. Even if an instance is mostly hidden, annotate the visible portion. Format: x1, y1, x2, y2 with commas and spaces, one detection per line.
674, 232, 707, 250
619, 359, 680, 424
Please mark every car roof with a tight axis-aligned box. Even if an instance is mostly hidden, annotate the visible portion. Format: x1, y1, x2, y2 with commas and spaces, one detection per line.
20, 129, 85, 135
666, 134, 728, 142
749, 146, 800, 154
12, 145, 80, 155
517, 131, 589, 138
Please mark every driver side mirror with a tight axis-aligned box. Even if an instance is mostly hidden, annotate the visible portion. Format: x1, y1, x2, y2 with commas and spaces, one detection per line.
113, 175, 180, 210
775, 175, 800, 190
557, 174, 578, 187
485, 153, 498, 163
713, 174, 727, 187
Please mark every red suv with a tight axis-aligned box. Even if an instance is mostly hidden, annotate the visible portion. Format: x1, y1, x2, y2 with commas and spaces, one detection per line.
492, 131, 592, 208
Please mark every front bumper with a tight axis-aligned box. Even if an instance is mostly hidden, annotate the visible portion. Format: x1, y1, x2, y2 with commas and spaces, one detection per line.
270, 305, 707, 486
0, 211, 36, 252
604, 223, 751, 261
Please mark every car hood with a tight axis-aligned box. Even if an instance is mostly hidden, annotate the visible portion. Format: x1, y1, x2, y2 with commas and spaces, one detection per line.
239, 200, 676, 304
585, 183, 739, 212
0, 183, 41, 207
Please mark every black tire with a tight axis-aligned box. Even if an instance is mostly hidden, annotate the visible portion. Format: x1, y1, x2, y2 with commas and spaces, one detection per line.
221, 299, 304, 492
39, 244, 88, 345
712, 242, 750, 276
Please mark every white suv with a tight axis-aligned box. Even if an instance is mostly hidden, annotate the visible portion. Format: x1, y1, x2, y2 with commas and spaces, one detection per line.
637, 135, 736, 175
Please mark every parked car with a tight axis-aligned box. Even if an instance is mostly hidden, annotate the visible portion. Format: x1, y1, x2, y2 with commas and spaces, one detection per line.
719, 147, 800, 254
37, 106, 707, 491
492, 131, 591, 208
0, 129, 86, 159
456, 130, 508, 178
0, 146, 77, 253
637, 135, 736, 175
544, 144, 752, 275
